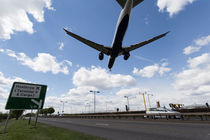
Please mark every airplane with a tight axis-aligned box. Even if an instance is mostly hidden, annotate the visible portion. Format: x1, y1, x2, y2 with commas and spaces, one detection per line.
64, 0, 169, 70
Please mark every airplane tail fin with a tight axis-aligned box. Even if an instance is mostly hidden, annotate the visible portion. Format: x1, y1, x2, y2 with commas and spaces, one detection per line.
116, 0, 144, 8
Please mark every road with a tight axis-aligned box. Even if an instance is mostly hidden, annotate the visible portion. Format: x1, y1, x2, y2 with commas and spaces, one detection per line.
37, 118, 210, 140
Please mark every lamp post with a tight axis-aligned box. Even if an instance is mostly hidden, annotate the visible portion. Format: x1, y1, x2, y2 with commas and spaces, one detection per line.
106, 101, 112, 112
90, 90, 100, 113
60, 101, 67, 115
124, 96, 130, 111
147, 93, 153, 108
86, 103, 91, 113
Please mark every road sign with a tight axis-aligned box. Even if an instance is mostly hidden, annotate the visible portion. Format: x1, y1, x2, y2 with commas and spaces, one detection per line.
5, 82, 47, 110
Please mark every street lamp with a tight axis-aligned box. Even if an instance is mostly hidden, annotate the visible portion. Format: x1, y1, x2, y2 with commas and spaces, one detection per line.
86, 103, 91, 113
90, 90, 100, 113
60, 101, 67, 115
124, 96, 130, 111
106, 101, 112, 112
147, 93, 153, 108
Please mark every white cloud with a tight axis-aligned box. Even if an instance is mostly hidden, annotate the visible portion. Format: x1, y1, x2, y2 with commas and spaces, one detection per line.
0, 0, 54, 40
1, 49, 72, 75
173, 53, 210, 96
133, 61, 171, 78
73, 66, 136, 90
0, 71, 27, 99
0, 72, 27, 88
183, 35, 210, 55
116, 87, 149, 97
187, 53, 210, 68
0, 87, 9, 99
195, 35, 210, 46
42, 66, 137, 113
157, 0, 195, 17
183, 46, 201, 55
58, 42, 64, 50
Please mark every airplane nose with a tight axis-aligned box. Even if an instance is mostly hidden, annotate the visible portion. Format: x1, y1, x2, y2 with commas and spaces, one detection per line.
108, 57, 115, 69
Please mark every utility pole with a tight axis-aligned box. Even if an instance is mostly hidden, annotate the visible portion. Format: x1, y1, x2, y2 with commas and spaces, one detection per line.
90, 90, 100, 113
60, 101, 67, 115
86, 103, 91, 113
124, 96, 130, 111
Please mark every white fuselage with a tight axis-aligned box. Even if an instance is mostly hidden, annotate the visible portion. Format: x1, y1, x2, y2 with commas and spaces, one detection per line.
108, 0, 133, 69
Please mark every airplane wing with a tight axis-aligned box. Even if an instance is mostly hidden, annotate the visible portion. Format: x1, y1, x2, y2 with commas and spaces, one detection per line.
116, 0, 126, 8
133, 0, 144, 8
123, 31, 170, 52
64, 29, 111, 55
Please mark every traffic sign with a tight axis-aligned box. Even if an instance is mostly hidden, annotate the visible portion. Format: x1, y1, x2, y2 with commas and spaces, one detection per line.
5, 82, 47, 110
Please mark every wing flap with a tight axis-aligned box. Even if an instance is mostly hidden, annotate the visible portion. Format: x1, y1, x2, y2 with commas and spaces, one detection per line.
123, 31, 170, 52
64, 28, 111, 55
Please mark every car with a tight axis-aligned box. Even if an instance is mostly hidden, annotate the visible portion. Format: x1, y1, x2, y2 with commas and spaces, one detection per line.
146, 107, 180, 119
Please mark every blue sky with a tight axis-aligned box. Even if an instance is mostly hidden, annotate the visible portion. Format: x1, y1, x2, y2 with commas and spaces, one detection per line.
0, 0, 210, 113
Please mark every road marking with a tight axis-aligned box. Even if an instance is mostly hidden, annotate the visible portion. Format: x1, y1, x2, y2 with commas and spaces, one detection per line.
96, 123, 109, 126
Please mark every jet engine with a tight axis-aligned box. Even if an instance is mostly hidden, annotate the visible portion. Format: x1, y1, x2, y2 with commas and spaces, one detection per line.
99, 52, 104, 60
123, 52, 130, 60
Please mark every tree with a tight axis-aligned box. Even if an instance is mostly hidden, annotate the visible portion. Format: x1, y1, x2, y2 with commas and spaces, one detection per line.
48, 107, 55, 115
39, 107, 55, 116
0, 112, 8, 120
11, 110, 24, 120
25, 113, 35, 117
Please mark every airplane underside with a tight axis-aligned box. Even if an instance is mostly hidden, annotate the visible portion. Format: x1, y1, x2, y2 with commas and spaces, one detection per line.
108, 14, 130, 69
64, 0, 169, 70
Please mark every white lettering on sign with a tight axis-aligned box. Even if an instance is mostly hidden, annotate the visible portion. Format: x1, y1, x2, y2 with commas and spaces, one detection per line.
11, 83, 41, 98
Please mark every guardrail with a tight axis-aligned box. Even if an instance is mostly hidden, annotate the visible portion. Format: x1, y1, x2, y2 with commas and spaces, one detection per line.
63, 112, 210, 121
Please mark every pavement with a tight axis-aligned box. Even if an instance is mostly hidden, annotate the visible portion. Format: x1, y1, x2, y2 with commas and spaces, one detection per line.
37, 118, 210, 140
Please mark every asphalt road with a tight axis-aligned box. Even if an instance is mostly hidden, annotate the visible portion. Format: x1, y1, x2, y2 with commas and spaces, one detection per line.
37, 118, 210, 140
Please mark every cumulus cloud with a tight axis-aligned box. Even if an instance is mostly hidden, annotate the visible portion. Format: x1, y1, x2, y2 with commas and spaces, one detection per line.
195, 35, 210, 46
58, 42, 64, 50
173, 53, 210, 96
183, 35, 210, 55
0, 87, 9, 99
183, 46, 201, 55
133, 61, 171, 78
116, 87, 149, 97
0, 49, 72, 75
42, 66, 138, 113
0, 71, 27, 99
157, 0, 195, 17
0, 72, 27, 88
73, 66, 136, 90
0, 0, 53, 40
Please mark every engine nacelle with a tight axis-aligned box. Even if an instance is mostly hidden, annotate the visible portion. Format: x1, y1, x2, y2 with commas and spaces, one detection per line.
99, 52, 104, 60
123, 52, 130, 60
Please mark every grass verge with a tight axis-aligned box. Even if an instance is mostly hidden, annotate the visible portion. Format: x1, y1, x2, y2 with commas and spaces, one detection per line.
0, 119, 106, 140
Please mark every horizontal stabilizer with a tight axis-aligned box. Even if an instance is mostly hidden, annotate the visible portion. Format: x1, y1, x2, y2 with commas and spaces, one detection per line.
64, 28, 111, 55
116, 0, 144, 8
123, 31, 170, 52
133, 0, 144, 8
116, 0, 126, 8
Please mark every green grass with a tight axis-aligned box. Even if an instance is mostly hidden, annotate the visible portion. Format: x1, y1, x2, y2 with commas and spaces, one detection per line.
0, 119, 106, 140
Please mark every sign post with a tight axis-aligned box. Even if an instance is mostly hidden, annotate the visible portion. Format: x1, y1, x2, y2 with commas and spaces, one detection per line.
3, 82, 47, 132
2, 111, 11, 134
